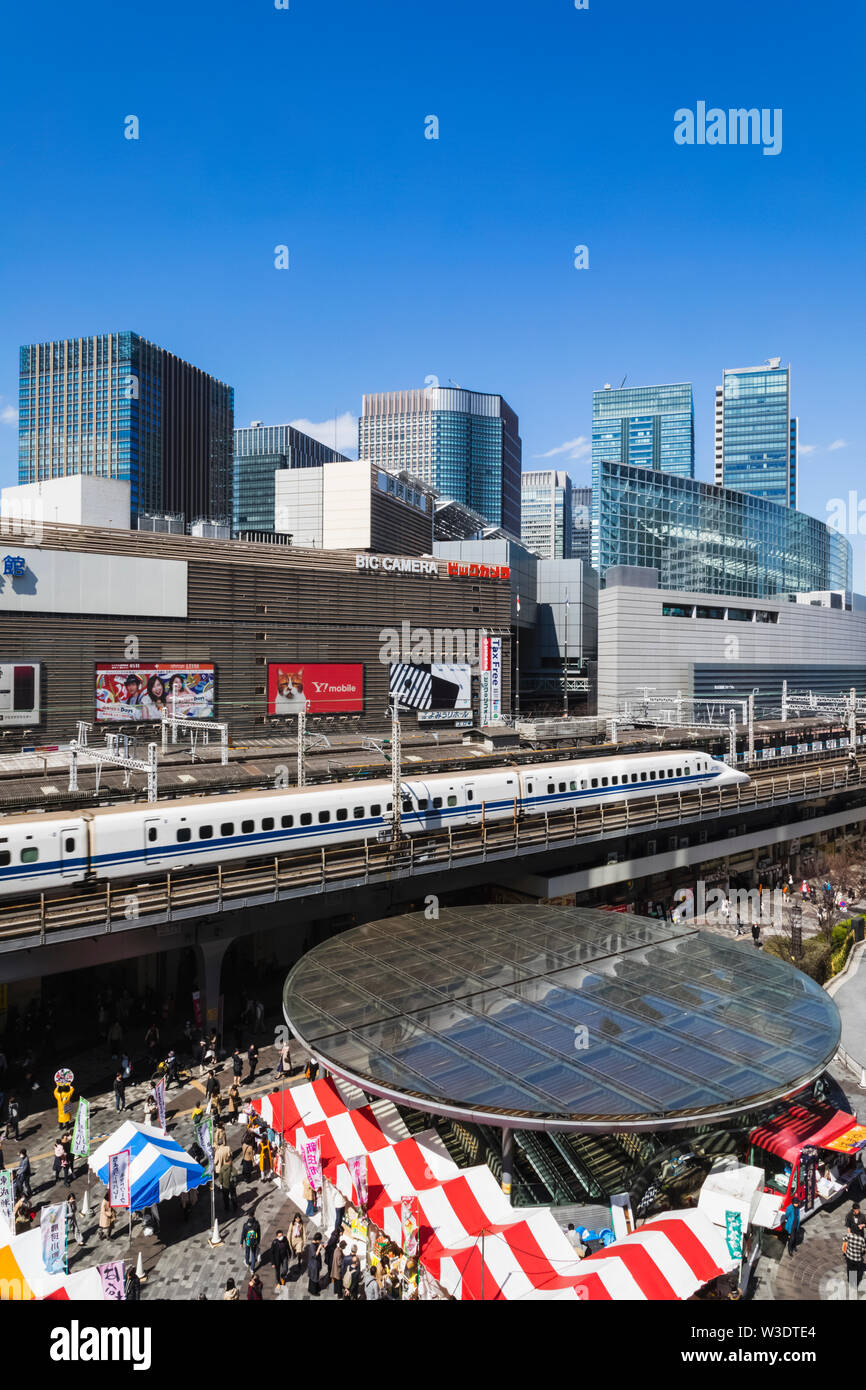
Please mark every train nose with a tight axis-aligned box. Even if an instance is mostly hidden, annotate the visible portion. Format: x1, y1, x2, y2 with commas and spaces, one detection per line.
735, 768, 751, 785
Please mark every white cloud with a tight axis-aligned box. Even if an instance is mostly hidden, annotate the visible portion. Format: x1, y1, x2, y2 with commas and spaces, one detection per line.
798, 443, 816, 455
532, 436, 591, 462
828, 439, 848, 451
0, 401, 18, 426
289, 412, 358, 458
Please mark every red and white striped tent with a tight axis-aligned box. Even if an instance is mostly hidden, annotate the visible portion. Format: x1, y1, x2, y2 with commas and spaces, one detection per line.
568, 1210, 738, 1300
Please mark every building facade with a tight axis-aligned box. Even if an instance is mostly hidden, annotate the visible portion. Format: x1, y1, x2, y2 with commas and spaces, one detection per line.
570, 485, 592, 564
359, 387, 521, 534
232, 423, 348, 537
593, 460, 851, 597
18, 333, 234, 525
598, 571, 866, 714
714, 360, 796, 507
274, 461, 434, 554
592, 382, 695, 481
520, 470, 573, 559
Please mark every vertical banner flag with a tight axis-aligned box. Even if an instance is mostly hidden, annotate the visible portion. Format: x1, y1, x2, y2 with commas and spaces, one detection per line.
195, 1118, 214, 1178
479, 635, 492, 726
98, 1260, 126, 1300
401, 1196, 419, 1256
192, 990, 202, 1028
41, 1202, 68, 1274
0, 1169, 14, 1233
108, 1150, 131, 1209
725, 1210, 743, 1261
154, 1078, 166, 1134
347, 1154, 368, 1210
302, 1136, 322, 1192
71, 1096, 90, 1158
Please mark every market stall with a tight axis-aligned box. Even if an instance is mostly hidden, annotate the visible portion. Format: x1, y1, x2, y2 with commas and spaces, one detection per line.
0, 1224, 105, 1300
749, 1102, 866, 1224
89, 1121, 209, 1210
570, 1209, 738, 1301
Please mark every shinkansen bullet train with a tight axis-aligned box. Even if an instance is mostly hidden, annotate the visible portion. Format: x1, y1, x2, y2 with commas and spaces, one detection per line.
0, 750, 749, 899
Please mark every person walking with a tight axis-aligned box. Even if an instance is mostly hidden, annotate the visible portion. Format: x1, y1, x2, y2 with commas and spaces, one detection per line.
844, 1220, 866, 1291
247, 1043, 258, 1085
227, 1082, 241, 1125
14, 1149, 31, 1199
113, 1072, 126, 1113
302, 1173, 317, 1217
218, 1159, 236, 1214
333, 1187, 346, 1235
784, 1197, 801, 1257
241, 1213, 261, 1273
240, 1135, 256, 1183
144, 1091, 158, 1127
5, 1095, 20, 1141
306, 1233, 324, 1296
223, 1278, 239, 1300
290, 1214, 306, 1273
98, 1196, 116, 1242
125, 1265, 141, 1301
52, 1139, 65, 1185
344, 1245, 361, 1300
66, 1192, 85, 1247
247, 1272, 264, 1301
275, 1038, 291, 1079
232, 1048, 244, 1081
271, 1228, 290, 1287
751, 920, 761, 946
330, 1238, 347, 1298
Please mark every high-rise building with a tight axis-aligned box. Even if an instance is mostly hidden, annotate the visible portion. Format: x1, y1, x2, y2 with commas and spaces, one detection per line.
359, 387, 521, 534
273, 461, 434, 554
592, 382, 695, 481
18, 332, 234, 525
594, 460, 851, 598
233, 423, 348, 537
520, 470, 573, 559
714, 359, 796, 507
570, 485, 592, 564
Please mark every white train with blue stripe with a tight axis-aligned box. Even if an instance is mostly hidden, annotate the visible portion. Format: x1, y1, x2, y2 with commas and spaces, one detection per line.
0, 750, 748, 900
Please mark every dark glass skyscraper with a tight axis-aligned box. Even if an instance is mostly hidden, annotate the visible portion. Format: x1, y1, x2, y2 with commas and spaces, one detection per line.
233, 423, 348, 536
359, 387, 521, 533
714, 360, 796, 507
17, 332, 234, 524
592, 382, 695, 481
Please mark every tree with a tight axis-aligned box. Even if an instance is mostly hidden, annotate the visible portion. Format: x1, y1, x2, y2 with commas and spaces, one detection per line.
811, 847, 865, 940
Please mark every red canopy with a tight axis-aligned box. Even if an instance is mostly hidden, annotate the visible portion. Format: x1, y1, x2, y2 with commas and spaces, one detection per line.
749, 1103, 858, 1164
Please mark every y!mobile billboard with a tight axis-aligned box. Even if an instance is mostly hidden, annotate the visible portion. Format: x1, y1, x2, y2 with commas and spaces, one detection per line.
267, 663, 364, 715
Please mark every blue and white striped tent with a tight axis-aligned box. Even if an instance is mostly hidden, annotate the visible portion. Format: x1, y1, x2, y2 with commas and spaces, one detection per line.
89, 1121, 209, 1211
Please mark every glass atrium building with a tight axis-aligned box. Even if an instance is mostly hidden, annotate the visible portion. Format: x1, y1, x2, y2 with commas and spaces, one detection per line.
593, 460, 852, 598
18, 332, 234, 524
359, 387, 522, 534
714, 361, 796, 507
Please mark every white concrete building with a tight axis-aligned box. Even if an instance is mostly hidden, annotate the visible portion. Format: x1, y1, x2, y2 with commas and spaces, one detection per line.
1, 476, 131, 531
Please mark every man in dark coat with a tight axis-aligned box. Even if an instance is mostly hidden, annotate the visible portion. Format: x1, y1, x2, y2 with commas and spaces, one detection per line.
247, 1043, 258, 1084
241, 1213, 261, 1273
306, 1234, 324, 1296
271, 1229, 290, 1287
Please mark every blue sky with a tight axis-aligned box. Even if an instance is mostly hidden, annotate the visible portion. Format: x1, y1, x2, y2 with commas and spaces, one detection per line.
1, 0, 864, 575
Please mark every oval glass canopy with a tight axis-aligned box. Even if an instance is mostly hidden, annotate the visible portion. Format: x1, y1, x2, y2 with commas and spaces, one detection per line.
283, 905, 842, 1133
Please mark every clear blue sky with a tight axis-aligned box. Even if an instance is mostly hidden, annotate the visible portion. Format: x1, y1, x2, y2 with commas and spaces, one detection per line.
1, 1, 864, 576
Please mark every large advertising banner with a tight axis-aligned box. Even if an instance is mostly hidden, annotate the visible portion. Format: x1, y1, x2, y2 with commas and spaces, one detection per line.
267, 663, 364, 715
96, 663, 215, 722
479, 637, 503, 725
108, 1150, 131, 1209
389, 662, 471, 713
41, 1203, 68, 1274
0, 662, 40, 726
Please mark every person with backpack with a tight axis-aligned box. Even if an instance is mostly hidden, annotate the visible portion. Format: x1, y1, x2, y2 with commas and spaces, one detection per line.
241, 1213, 261, 1272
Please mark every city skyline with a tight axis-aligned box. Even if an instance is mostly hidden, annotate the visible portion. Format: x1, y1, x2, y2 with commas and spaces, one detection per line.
1, 0, 863, 576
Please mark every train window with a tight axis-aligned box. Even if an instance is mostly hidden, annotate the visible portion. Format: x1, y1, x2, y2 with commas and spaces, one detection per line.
386, 802, 393, 812
467, 790, 474, 801
262, 817, 275, 831
417, 798, 428, 810
547, 783, 555, 794
580, 780, 587, 790
318, 811, 331, 823
591, 778, 598, 788
601, 777, 608, 787
242, 820, 255, 834
631, 774, 638, 783
300, 813, 313, 826
558, 782, 566, 792
176, 829, 191, 843
527, 782, 533, 794
221, 823, 234, 836
20, 847, 39, 862
432, 797, 443, 809
569, 781, 577, 791
281, 815, 294, 828
353, 807, 364, 819
0, 851, 9, 866
676, 768, 682, 777
446, 795, 457, 807
148, 827, 158, 842
65, 837, 75, 852
199, 826, 214, 840
611, 776, 619, 786
370, 804, 382, 816
684, 767, 691, 776
336, 808, 348, 821
640, 772, 647, 781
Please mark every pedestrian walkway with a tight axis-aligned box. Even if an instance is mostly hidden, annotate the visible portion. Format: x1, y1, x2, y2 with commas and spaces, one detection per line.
828, 942, 866, 1073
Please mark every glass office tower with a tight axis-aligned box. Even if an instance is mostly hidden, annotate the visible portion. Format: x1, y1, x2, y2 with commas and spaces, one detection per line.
714, 360, 796, 507
594, 460, 851, 598
359, 387, 521, 534
18, 332, 234, 524
592, 382, 695, 481
571, 485, 592, 563
233, 423, 348, 536
521, 470, 573, 558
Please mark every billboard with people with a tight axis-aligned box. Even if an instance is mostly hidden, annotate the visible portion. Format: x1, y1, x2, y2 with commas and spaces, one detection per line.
95, 664, 216, 721
267, 663, 364, 715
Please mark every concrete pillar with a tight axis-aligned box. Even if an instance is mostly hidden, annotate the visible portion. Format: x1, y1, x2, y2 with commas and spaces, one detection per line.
501, 1126, 514, 1200
195, 937, 229, 1039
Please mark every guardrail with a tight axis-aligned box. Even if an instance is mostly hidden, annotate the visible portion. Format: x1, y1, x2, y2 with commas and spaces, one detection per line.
1, 760, 864, 949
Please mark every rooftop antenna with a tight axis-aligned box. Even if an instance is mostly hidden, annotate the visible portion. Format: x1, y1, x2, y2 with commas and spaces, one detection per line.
448, 378, 462, 389
619, 374, 628, 388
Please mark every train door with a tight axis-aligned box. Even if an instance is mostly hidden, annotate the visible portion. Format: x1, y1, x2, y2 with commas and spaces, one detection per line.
462, 780, 481, 826
144, 817, 162, 865
59, 827, 83, 877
